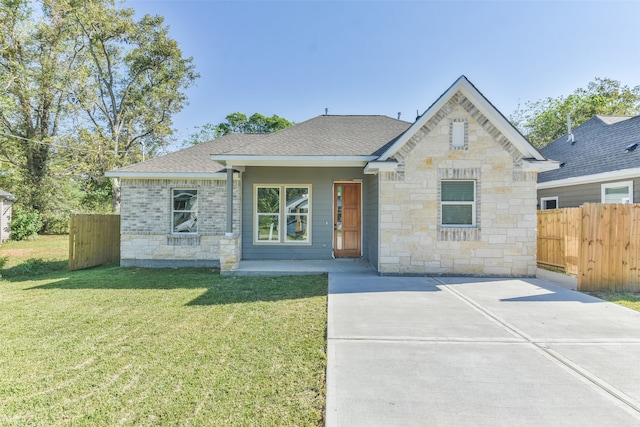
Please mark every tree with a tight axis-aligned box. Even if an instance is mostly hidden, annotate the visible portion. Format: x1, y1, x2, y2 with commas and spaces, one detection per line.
0, 0, 82, 226
511, 78, 640, 148
0, 0, 197, 224
185, 112, 293, 145
67, 0, 198, 211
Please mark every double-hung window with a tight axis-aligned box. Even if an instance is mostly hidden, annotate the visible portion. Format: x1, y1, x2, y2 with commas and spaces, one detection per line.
172, 189, 197, 233
255, 185, 310, 243
441, 180, 476, 226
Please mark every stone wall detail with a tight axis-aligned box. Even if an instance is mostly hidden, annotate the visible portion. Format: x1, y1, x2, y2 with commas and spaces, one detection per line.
119, 178, 241, 267
220, 233, 241, 273
378, 92, 538, 277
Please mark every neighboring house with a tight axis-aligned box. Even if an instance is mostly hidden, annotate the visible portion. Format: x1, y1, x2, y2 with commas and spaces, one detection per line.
107, 76, 557, 276
0, 189, 16, 242
537, 115, 640, 209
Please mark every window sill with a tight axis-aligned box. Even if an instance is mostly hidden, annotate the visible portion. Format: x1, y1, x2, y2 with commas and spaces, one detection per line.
253, 241, 312, 246
167, 234, 201, 246
438, 227, 480, 241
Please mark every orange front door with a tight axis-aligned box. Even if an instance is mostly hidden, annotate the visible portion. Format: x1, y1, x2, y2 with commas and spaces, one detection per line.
334, 182, 361, 258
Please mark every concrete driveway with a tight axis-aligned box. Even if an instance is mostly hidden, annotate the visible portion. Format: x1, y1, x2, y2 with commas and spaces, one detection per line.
325, 272, 640, 426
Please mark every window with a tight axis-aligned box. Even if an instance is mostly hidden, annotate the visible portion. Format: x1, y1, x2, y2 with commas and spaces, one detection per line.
601, 181, 633, 204
540, 197, 558, 210
285, 187, 310, 242
172, 189, 197, 233
255, 185, 310, 243
256, 187, 280, 241
441, 180, 475, 226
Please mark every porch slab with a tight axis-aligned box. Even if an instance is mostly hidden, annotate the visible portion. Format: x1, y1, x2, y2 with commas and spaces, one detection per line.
222, 259, 374, 276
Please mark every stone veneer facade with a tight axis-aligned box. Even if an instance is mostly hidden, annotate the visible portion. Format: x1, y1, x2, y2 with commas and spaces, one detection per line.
378, 92, 538, 276
119, 178, 241, 267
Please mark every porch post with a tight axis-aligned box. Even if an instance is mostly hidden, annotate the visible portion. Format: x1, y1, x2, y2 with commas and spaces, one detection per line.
226, 167, 233, 233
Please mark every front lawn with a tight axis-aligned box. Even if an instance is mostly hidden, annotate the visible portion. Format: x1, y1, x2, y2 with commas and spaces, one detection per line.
588, 291, 640, 313
0, 236, 327, 426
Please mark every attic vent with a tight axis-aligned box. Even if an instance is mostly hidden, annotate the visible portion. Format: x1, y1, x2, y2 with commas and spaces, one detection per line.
625, 143, 638, 152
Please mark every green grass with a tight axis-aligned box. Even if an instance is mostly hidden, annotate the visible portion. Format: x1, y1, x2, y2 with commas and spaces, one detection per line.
588, 291, 640, 312
0, 236, 327, 426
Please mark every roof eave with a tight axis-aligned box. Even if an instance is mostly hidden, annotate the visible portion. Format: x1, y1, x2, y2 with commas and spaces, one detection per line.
212, 155, 377, 167
521, 159, 560, 173
104, 171, 233, 180
364, 161, 399, 175
537, 167, 640, 189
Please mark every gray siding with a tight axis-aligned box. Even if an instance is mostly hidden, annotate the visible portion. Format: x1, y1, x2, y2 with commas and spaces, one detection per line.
241, 167, 368, 260
364, 173, 379, 270
538, 177, 640, 208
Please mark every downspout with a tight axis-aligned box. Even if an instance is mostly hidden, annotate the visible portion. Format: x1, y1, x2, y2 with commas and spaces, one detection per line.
226, 167, 233, 234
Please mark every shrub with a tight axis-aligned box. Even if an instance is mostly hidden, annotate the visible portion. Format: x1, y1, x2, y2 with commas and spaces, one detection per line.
10, 207, 43, 241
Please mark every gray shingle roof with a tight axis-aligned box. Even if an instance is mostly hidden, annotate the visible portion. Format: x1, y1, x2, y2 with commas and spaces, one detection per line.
110, 133, 264, 174
109, 115, 411, 176
538, 115, 640, 183
216, 115, 412, 156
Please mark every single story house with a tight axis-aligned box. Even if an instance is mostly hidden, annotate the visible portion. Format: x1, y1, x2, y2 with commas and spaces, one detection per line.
537, 114, 640, 209
0, 189, 16, 242
107, 76, 557, 275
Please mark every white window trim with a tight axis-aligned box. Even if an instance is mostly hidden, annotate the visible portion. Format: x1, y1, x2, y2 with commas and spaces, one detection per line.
255, 185, 281, 243
540, 196, 558, 210
601, 181, 633, 204
254, 184, 312, 245
171, 189, 198, 234
440, 180, 476, 227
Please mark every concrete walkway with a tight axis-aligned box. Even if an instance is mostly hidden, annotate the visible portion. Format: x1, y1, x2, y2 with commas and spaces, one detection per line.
326, 272, 640, 426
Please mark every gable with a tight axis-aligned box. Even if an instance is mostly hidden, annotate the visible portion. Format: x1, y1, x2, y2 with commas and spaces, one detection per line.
389, 90, 524, 166
377, 76, 556, 173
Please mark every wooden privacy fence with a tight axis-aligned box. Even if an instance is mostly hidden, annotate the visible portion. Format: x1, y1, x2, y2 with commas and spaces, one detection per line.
69, 214, 120, 271
537, 208, 581, 276
537, 203, 640, 292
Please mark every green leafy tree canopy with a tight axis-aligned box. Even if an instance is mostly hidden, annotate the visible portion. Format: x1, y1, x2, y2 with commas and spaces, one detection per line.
0, 0, 198, 225
511, 77, 640, 148
185, 112, 293, 146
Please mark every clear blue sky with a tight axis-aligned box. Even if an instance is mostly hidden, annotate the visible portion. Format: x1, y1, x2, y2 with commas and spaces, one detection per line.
128, 0, 640, 149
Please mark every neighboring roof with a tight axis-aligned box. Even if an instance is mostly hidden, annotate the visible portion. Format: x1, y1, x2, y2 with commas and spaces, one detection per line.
214, 115, 411, 156
106, 133, 263, 178
0, 189, 16, 201
538, 115, 640, 184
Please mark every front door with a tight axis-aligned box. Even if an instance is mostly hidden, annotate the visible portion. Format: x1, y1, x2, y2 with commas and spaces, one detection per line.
334, 182, 361, 258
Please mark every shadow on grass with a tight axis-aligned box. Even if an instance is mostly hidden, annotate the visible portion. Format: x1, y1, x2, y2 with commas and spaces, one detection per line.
11, 263, 327, 306
1, 258, 68, 280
